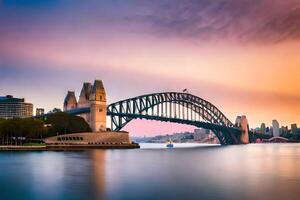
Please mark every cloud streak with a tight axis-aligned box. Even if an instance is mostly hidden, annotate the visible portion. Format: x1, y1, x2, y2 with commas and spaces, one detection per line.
1, 0, 300, 44
128, 0, 300, 43
0, 0, 300, 130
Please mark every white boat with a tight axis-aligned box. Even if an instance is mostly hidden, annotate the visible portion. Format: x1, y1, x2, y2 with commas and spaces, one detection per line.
166, 139, 174, 148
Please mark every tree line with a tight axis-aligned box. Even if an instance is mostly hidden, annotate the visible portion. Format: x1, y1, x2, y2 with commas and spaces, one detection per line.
0, 112, 91, 145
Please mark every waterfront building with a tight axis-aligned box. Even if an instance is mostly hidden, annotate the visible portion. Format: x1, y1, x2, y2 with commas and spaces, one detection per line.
260, 123, 266, 134
0, 95, 33, 119
44, 131, 134, 147
272, 120, 280, 137
291, 124, 298, 134
36, 108, 45, 116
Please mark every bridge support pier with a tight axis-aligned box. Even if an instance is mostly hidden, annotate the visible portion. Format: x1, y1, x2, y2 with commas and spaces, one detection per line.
212, 129, 240, 145
89, 80, 107, 132
235, 116, 249, 144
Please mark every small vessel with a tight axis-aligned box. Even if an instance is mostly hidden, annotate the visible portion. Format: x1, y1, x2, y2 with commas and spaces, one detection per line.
166, 139, 174, 148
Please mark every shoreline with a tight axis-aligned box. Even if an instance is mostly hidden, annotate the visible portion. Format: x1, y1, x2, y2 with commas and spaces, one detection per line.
0, 143, 140, 151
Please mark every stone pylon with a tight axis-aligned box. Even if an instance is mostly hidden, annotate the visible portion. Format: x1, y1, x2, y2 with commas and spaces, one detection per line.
63, 91, 77, 111
89, 80, 107, 132
78, 82, 92, 123
235, 115, 249, 144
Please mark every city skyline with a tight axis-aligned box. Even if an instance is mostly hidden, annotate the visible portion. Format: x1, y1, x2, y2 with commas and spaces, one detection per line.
1, 0, 300, 135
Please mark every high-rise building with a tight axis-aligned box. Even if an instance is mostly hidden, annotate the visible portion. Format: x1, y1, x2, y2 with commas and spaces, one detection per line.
254, 127, 261, 134
36, 108, 45, 116
281, 126, 288, 135
266, 127, 270, 135
272, 120, 280, 137
291, 124, 298, 134
269, 127, 273, 136
260, 123, 266, 134
0, 95, 33, 119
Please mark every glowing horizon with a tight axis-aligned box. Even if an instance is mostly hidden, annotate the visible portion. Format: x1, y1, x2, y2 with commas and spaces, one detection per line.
1, 0, 300, 135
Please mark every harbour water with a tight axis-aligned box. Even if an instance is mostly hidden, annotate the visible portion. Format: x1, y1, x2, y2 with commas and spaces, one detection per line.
0, 143, 300, 200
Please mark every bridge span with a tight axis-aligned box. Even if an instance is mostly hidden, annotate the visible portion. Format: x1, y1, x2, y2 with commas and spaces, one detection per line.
65, 92, 249, 145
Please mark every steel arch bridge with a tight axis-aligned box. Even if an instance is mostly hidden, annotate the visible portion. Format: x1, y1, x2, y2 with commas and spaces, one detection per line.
67, 92, 242, 145
107, 92, 241, 145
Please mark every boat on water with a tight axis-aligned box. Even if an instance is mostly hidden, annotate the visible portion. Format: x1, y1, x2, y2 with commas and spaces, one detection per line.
166, 139, 174, 148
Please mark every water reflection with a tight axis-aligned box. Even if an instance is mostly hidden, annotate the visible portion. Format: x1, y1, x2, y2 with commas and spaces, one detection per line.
91, 150, 106, 200
102, 144, 300, 200
0, 144, 300, 200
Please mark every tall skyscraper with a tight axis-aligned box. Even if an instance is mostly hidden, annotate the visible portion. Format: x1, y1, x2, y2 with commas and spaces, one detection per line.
260, 123, 266, 134
291, 124, 298, 134
269, 127, 273, 136
281, 126, 289, 135
272, 120, 280, 137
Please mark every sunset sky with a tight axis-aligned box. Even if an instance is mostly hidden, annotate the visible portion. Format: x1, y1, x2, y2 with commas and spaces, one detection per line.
1, 0, 300, 136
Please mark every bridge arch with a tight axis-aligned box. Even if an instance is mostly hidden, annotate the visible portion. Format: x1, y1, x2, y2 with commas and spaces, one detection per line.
106, 92, 241, 145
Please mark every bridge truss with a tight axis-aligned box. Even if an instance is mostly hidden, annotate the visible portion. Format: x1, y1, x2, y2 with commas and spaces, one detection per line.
107, 92, 241, 145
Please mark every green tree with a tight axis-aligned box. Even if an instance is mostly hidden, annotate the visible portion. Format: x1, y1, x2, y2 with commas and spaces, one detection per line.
0, 118, 46, 145
44, 112, 91, 136
0, 112, 91, 145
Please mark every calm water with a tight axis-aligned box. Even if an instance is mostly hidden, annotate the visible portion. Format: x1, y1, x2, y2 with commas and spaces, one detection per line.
0, 143, 300, 200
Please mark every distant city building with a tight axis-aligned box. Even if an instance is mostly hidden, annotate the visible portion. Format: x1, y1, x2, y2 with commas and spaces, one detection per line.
36, 108, 45, 116
254, 127, 261, 134
281, 126, 288, 135
272, 120, 280, 137
269, 127, 273, 136
0, 95, 33, 119
291, 124, 298, 134
260, 123, 266, 134
266, 127, 270, 135
194, 129, 209, 141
